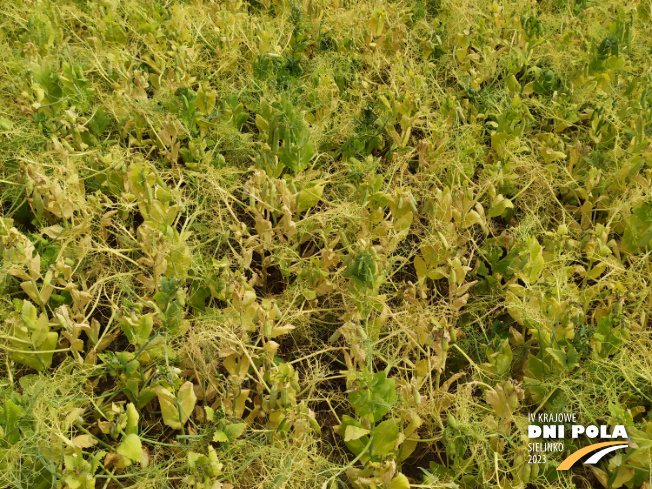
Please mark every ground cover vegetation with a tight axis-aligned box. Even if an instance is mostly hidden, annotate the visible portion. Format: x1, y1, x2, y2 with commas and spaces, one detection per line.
1, 0, 652, 487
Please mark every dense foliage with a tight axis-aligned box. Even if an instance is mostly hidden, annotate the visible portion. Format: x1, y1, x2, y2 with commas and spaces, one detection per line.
1, 0, 652, 487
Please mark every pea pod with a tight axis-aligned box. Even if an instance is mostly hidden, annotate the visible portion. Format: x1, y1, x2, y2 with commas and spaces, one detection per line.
270, 126, 279, 154
269, 384, 278, 409
408, 194, 418, 214
280, 387, 289, 407
412, 384, 421, 405
530, 462, 539, 480
264, 320, 272, 338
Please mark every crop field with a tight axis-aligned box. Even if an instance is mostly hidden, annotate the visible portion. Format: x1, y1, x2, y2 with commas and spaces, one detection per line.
1, 0, 652, 487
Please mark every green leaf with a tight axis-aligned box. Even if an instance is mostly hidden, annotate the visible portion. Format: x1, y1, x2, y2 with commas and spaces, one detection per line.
224, 422, 246, 440
187, 451, 204, 468
117, 433, 142, 462
638, 1, 651, 21
1, 399, 22, 445
546, 348, 567, 369
506, 75, 521, 96
188, 446, 222, 476
106, 22, 128, 45
196, 88, 216, 115
87, 107, 110, 136
370, 418, 399, 457
153, 291, 169, 307
524, 354, 546, 380
0, 116, 12, 131
164, 301, 183, 335
349, 370, 396, 421
491, 132, 511, 158
10, 331, 58, 371
623, 203, 652, 253
344, 250, 377, 291
566, 345, 580, 367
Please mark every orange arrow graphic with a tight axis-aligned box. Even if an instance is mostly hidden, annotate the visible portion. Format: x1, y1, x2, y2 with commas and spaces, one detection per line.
557, 441, 627, 470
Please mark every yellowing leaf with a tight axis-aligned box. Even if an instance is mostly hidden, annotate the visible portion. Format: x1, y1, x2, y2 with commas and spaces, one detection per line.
213, 431, 228, 442
155, 388, 180, 428
120, 313, 154, 346
414, 255, 427, 281
344, 425, 370, 442
611, 465, 635, 488
528, 252, 545, 284
72, 434, 98, 449
421, 243, 446, 267
297, 183, 325, 212
233, 389, 249, 419
125, 403, 139, 436
586, 261, 608, 280
117, 433, 142, 462
505, 291, 525, 326
394, 211, 413, 233
488, 195, 514, 218
463, 210, 482, 229
20, 281, 42, 305
388, 474, 410, 489
270, 324, 296, 338
155, 382, 197, 430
